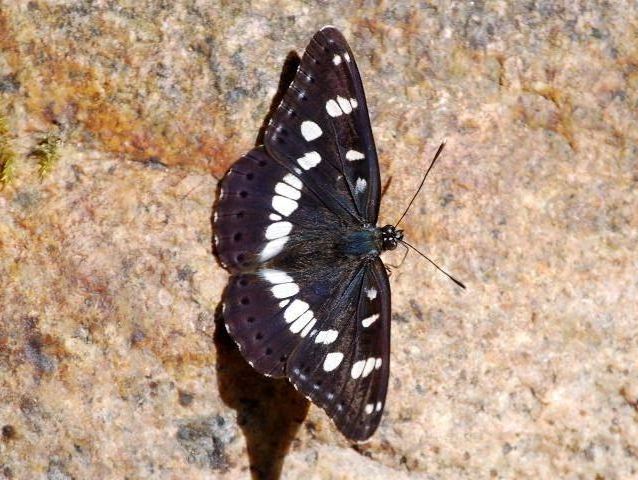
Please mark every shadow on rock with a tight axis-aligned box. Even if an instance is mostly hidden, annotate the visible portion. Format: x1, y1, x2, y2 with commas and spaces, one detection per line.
214, 303, 309, 480
255, 50, 301, 147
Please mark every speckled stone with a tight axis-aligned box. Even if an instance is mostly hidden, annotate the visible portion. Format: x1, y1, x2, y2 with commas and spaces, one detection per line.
1, 1, 637, 479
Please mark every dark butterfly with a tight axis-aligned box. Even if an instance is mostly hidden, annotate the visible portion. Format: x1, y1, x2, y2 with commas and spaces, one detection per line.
214, 26, 446, 441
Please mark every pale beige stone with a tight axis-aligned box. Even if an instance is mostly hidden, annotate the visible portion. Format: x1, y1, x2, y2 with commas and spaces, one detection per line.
1, 1, 637, 479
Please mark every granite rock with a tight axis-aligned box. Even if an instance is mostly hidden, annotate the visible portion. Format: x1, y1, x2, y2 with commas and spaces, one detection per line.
1, 1, 637, 478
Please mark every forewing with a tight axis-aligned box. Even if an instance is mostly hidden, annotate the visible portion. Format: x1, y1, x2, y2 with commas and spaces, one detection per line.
287, 257, 391, 441
264, 26, 381, 223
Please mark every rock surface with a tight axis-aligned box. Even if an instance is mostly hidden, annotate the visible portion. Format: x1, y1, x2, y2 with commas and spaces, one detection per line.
1, 1, 637, 478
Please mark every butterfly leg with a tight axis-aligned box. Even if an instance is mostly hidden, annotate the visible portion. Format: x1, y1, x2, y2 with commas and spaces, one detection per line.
381, 176, 393, 199
384, 242, 410, 270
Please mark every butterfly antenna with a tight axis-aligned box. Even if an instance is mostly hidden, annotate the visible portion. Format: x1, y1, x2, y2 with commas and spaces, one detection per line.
394, 141, 446, 228
400, 239, 466, 289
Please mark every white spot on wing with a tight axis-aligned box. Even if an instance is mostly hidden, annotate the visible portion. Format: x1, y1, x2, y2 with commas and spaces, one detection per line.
271, 282, 299, 299
300, 121, 322, 141
361, 313, 379, 328
365, 403, 374, 414
259, 269, 293, 284
297, 151, 321, 170
269, 213, 282, 221
336, 96, 352, 114
279, 299, 290, 308
365, 287, 377, 300
283, 173, 303, 190
275, 182, 301, 200
374, 357, 382, 369
350, 98, 358, 109
265, 221, 292, 240
259, 237, 288, 261
346, 150, 365, 161
332, 54, 342, 65
362, 357, 375, 378
272, 195, 298, 216
300, 318, 316, 337
351, 360, 365, 379
315, 329, 338, 344
355, 177, 367, 194
290, 310, 314, 333
326, 99, 342, 117
344, 52, 351, 62
323, 352, 344, 372
375, 401, 382, 412
284, 299, 310, 323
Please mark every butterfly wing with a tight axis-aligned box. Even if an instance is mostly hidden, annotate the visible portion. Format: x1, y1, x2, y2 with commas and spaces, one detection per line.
264, 26, 382, 224
287, 257, 390, 441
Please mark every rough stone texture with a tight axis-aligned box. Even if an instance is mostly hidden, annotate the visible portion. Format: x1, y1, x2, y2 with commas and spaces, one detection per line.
1, 1, 637, 479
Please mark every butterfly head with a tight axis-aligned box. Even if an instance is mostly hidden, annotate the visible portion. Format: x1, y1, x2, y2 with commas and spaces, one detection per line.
380, 225, 404, 251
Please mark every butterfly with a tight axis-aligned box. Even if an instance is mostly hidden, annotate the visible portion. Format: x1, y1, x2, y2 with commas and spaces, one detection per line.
214, 26, 445, 441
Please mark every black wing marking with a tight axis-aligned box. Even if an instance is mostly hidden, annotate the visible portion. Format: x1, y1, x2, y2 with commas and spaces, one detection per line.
287, 257, 391, 441
264, 26, 381, 224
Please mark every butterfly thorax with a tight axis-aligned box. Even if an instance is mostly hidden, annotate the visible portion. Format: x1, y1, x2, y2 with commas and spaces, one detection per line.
337, 225, 380, 257
337, 224, 403, 257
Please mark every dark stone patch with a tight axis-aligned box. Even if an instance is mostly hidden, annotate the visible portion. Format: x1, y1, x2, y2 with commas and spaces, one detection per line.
19, 396, 38, 417
176, 415, 236, 472
1, 425, 16, 440
0, 74, 20, 93
46, 457, 73, 480
130, 328, 146, 346
24, 335, 57, 374
144, 156, 168, 169
440, 192, 455, 207
178, 389, 194, 407
13, 190, 41, 210
463, 2, 497, 49
409, 299, 424, 321
177, 265, 195, 282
